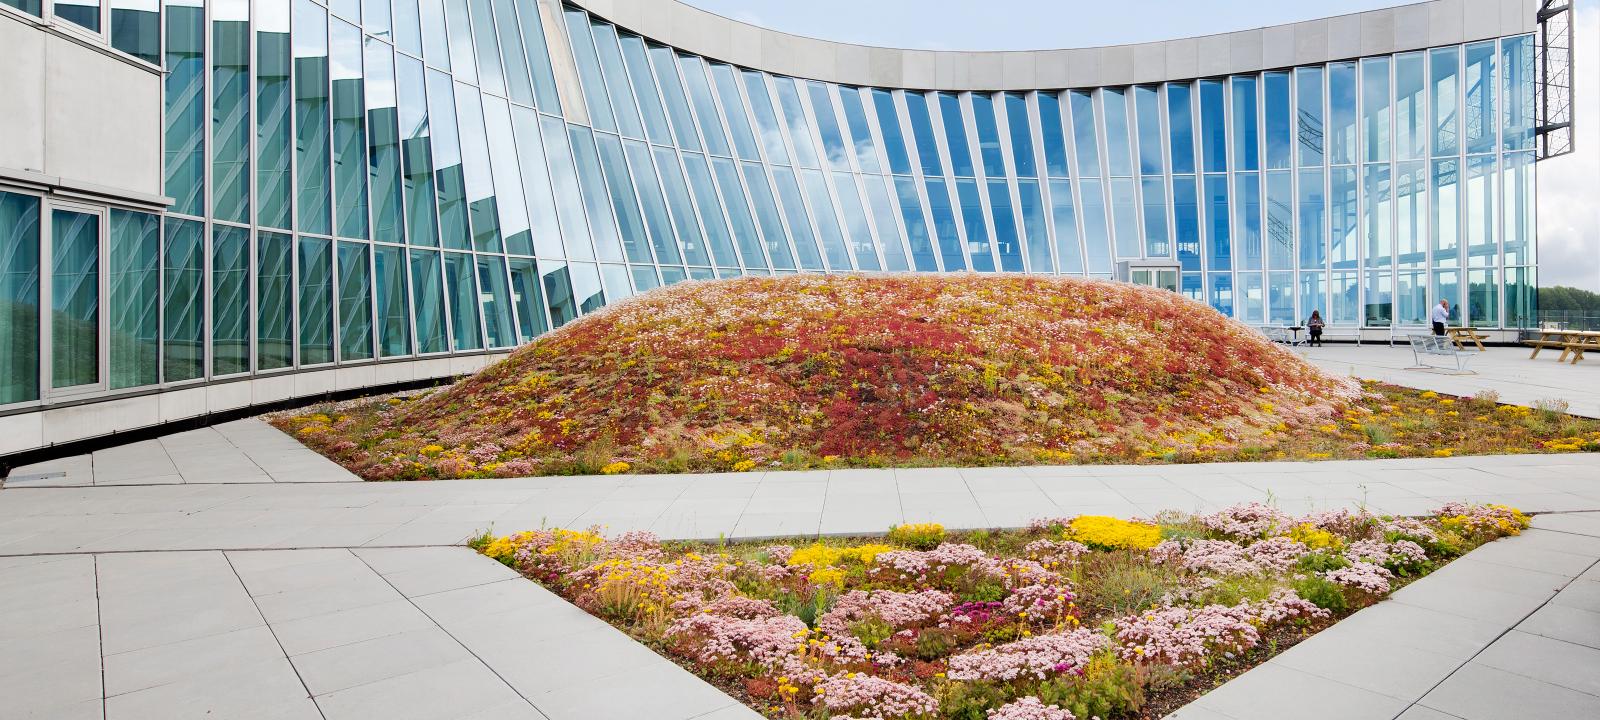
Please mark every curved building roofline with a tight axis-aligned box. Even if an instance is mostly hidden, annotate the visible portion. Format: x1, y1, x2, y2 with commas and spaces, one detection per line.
568, 0, 1536, 89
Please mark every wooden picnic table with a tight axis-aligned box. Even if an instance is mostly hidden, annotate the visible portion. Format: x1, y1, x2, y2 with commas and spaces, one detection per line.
1525, 329, 1600, 364
1445, 326, 1489, 351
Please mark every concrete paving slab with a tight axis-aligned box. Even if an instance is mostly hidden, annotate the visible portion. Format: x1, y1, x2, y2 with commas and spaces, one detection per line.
1419, 661, 1600, 720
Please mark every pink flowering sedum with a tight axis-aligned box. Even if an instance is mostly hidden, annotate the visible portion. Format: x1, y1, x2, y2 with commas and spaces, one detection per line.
811, 673, 937, 719
817, 589, 955, 640
946, 628, 1111, 682
988, 696, 1078, 720
1322, 561, 1395, 594
667, 613, 808, 668
1198, 503, 1294, 539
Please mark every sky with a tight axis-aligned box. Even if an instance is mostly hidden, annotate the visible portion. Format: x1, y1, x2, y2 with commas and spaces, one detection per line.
685, 0, 1600, 291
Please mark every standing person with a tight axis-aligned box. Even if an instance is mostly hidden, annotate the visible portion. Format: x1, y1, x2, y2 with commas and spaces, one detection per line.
1430, 299, 1450, 336
1307, 310, 1325, 347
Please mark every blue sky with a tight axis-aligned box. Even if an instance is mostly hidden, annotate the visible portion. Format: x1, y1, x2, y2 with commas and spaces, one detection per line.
686, 0, 1600, 292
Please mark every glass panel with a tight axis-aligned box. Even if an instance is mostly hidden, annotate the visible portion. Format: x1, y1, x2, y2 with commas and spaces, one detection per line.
110, 0, 161, 64
1298, 168, 1325, 269
1015, 179, 1051, 272
842, 88, 881, 173
1431, 269, 1461, 324
394, 0, 421, 55
1141, 176, 1169, 258
656, 146, 712, 266
569, 126, 625, 261
1362, 57, 1390, 163
1078, 178, 1111, 274
211, 225, 251, 375
873, 89, 911, 175
510, 107, 561, 257
1396, 269, 1427, 325
1102, 89, 1133, 178
1467, 268, 1498, 327
374, 244, 411, 357
712, 157, 768, 269
396, 56, 439, 247
442, 0, 475, 83
713, 64, 760, 162
477, 256, 515, 348
1432, 159, 1459, 266
337, 241, 373, 360
1365, 164, 1394, 270
1332, 271, 1359, 325
1464, 41, 1497, 155
1233, 173, 1261, 270
517, 0, 559, 111
953, 179, 992, 271
1, 0, 41, 16
1299, 271, 1325, 326
1230, 76, 1258, 171
332, 20, 368, 239
1172, 176, 1199, 272
541, 261, 575, 327
1503, 151, 1534, 266
1132, 85, 1163, 175
743, 162, 795, 270
1038, 92, 1070, 177
630, 265, 659, 292
366, 39, 403, 244
684, 153, 740, 267
212, 0, 251, 224
1505, 266, 1535, 329
1431, 47, 1459, 157
906, 92, 943, 176
775, 78, 821, 169
1396, 52, 1426, 161
1328, 62, 1357, 165
625, 141, 681, 265
1198, 79, 1226, 173
563, 9, 611, 131
56, 0, 100, 33
1329, 166, 1358, 271
1366, 270, 1392, 326
409, 249, 447, 352
621, 35, 671, 145
1265, 171, 1292, 270
294, 0, 332, 234
489, 0, 532, 104
1263, 72, 1291, 170
1238, 272, 1264, 324
1109, 177, 1139, 258
1203, 174, 1229, 270
1295, 66, 1324, 167
744, 71, 789, 164
1502, 36, 1535, 151
365, 0, 391, 40
681, 55, 730, 156
1208, 273, 1233, 316
298, 236, 334, 365
419, 0, 449, 70
596, 134, 652, 263
833, 173, 880, 271
51, 210, 99, 389
774, 166, 823, 270
1396, 161, 1426, 266
165, 0, 205, 217
572, 263, 606, 315
162, 218, 203, 381
1069, 90, 1100, 177
257, 0, 292, 229
1166, 83, 1196, 175
987, 180, 1023, 272
600, 264, 632, 301
809, 82, 851, 170
651, 44, 700, 151
482, 96, 530, 255
455, 84, 500, 253
426, 70, 468, 249
971, 93, 1005, 177
540, 115, 592, 258
1465, 154, 1495, 267
925, 179, 966, 271
865, 175, 909, 271
444, 252, 482, 350
108, 210, 159, 390
802, 170, 853, 270
939, 93, 975, 177
894, 176, 938, 272
256, 231, 293, 369
330, 0, 357, 22
507, 256, 548, 341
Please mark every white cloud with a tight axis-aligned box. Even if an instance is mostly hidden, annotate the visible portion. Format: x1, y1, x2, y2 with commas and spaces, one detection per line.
1536, 1, 1600, 291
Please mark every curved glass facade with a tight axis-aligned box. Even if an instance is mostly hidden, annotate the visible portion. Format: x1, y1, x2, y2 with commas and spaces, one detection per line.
0, 0, 1542, 412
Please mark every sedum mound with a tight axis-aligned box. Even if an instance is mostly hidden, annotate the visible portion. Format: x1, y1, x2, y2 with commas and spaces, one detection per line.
277, 275, 1361, 479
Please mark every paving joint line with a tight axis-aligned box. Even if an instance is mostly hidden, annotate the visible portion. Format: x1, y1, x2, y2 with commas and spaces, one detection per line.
94, 554, 107, 719
222, 550, 331, 720
348, 548, 552, 719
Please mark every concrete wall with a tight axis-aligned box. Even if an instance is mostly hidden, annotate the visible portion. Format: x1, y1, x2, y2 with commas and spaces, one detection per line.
573, 0, 1539, 90
0, 11, 163, 205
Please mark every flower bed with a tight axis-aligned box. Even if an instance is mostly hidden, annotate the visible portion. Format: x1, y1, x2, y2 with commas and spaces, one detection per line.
269, 275, 1600, 480
471, 502, 1529, 720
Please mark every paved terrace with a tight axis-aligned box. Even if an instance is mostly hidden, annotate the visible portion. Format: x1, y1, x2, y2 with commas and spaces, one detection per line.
1301, 344, 1600, 418
3, 345, 1600, 719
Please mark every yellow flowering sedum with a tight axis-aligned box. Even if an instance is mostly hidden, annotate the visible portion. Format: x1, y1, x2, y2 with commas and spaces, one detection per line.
1287, 523, 1342, 550
787, 543, 896, 569
1066, 516, 1162, 550
600, 461, 632, 475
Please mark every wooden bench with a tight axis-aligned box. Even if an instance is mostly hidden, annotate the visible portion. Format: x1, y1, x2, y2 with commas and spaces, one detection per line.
1407, 335, 1475, 373
1526, 330, 1600, 364
1446, 326, 1489, 351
